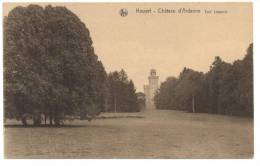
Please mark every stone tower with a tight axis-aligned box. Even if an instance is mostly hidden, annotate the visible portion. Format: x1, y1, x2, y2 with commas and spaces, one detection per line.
144, 69, 159, 110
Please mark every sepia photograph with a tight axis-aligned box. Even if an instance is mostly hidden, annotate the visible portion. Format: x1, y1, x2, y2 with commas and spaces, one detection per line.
2, 2, 253, 159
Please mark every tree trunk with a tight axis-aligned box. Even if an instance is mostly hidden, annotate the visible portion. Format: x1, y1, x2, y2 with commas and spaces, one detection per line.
44, 113, 47, 125
22, 117, 27, 126
54, 117, 60, 126
54, 114, 61, 126
49, 111, 53, 125
114, 96, 117, 113
33, 113, 41, 126
192, 95, 195, 113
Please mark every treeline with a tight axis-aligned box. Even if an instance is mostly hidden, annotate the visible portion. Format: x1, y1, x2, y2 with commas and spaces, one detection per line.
155, 44, 253, 117
4, 5, 139, 125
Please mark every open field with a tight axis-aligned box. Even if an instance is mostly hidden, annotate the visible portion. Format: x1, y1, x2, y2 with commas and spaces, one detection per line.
4, 110, 253, 158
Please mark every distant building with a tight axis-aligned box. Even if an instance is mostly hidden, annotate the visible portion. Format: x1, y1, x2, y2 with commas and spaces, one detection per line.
144, 69, 159, 110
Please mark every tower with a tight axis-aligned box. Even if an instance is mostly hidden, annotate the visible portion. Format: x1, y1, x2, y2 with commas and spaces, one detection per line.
144, 69, 159, 110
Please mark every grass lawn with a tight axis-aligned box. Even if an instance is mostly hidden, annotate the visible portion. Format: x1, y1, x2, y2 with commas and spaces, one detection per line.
4, 110, 253, 158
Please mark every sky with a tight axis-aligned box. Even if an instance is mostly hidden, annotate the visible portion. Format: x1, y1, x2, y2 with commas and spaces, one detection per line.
3, 3, 253, 92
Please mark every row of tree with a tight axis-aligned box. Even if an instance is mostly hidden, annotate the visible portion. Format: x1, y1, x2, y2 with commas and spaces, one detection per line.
4, 5, 139, 125
154, 44, 253, 117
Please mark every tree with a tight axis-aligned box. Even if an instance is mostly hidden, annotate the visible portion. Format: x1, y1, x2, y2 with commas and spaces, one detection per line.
206, 56, 232, 114
125, 80, 139, 112
4, 5, 107, 125
154, 77, 178, 110
173, 68, 205, 112
107, 70, 139, 112
155, 69, 206, 113
239, 43, 253, 116
224, 43, 253, 116
136, 92, 145, 110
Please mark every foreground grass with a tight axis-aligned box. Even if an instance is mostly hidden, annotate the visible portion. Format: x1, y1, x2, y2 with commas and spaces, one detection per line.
4, 110, 253, 158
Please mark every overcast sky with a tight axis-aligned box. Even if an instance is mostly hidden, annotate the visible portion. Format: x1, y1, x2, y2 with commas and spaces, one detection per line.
4, 3, 253, 92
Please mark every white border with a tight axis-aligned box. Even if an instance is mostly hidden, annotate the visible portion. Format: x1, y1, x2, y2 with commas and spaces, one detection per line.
0, 0, 259, 166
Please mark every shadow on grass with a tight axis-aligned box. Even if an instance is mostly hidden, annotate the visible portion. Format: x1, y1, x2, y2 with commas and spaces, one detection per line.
4, 124, 87, 128
4, 115, 144, 128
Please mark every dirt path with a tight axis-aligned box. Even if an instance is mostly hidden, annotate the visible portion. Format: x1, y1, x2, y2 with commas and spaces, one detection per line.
4, 110, 253, 158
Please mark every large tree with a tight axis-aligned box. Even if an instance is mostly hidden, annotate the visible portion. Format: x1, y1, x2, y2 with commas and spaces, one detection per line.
206, 56, 232, 114
4, 5, 107, 125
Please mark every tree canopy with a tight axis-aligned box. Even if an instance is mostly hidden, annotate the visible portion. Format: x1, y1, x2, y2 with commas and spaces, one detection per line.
4, 5, 107, 124
155, 43, 253, 117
